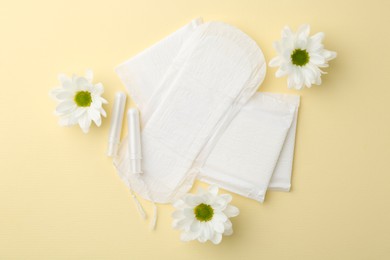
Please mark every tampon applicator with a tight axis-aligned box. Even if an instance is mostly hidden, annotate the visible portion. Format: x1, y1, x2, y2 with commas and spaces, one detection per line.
127, 108, 143, 174
107, 92, 127, 157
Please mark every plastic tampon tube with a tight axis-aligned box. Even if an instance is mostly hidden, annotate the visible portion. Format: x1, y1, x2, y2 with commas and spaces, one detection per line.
127, 108, 143, 174
107, 92, 127, 157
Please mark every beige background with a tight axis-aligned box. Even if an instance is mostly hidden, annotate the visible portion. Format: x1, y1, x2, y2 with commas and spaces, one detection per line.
1, 0, 390, 259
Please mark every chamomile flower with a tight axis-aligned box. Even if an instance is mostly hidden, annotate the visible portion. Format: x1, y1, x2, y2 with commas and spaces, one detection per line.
172, 185, 239, 245
269, 24, 337, 90
50, 69, 107, 133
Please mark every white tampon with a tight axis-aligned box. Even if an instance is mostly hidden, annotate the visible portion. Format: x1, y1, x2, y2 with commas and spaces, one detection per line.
127, 108, 143, 174
107, 92, 127, 157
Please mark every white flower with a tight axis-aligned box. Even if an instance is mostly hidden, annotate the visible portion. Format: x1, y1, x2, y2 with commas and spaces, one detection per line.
50, 69, 107, 133
269, 24, 337, 90
172, 185, 239, 244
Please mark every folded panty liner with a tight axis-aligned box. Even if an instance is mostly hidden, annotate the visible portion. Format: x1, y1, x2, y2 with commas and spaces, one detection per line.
267, 94, 299, 192
114, 18, 299, 203
198, 93, 300, 202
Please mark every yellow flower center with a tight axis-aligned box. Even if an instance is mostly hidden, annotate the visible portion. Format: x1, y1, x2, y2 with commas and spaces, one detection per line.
291, 49, 310, 66
74, 91, 92, 107
194, 203, 214, 222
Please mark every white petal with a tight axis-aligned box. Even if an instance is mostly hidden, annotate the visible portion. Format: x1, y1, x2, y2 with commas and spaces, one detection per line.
213, 221, 225, 234
50, 88, 69, 100
211, 233, 222, 244
224, 205, 239, 218
315, 74, 322, 85
212, 197, 228, 211
201, 193, 213, 204
306, 63, 320, 78
223, 220, 233, 236
184, 220, 194, 232
273, 41, 282, 54
93, 116, 101, 127
224, 219, 232, 230
198, 235, 207, 243
180, 231, 196, 242
198, 223, 208, 243
317, 63, 329, 68
196, 187, 206, 195
58, 74, 73, 90
92, 98, 102, 109
76, 77, 90, 90
275, 67, 288, 78
50, 88, 62, 97
58, 114, 78, 127
85, 69, 93, 83
172, 210, 184, 219
100, 97, 108, 104
308, 32, 325, 52
204, 222, 214, 240
213, 212, 228, 222
310, 53, 326, 65
281, 35, 294, 50
63, 80, 73, 90
281, 26, 293, 39
310, 32, 325, 44
81, 127, 90, 134
88, 108, 102, 127
71, 74, 78, 84
295, 38, 308, 49
173, 199, 185, 209
56, 101, 75, 114
291, 67, 303, 89
295, 73, 304, 90
297, 24, 310, 38
74, 107, 87, 117
224, 227, 233, 236
190, 220, 201, 233
78, 114, 91, 133
173, 217, 192, 230
303, 74, 312, 88
208, 185, 219, 195
322, 49, 337, 61
100, 108, 107, 117
282, 49, 293, 61
287, 76, 295, 89
92, 83, 104, 95
301, 67, 314, 88
220, 194, 232, 204
184, 195, 202, 207
183, 208, 195, 219
56, 91, 73, 100
58, 73, 69, 83
172, 218, 181, 228
296, 24, 310, 49
269, 56, 282, 67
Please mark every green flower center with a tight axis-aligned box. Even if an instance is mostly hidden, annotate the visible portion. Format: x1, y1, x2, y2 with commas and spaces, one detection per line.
74, 91, 92, 107
194, 203, 214, 222
291, 49, 310, 66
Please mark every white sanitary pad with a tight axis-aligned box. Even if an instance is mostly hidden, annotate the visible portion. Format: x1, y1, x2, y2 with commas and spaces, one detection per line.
114, 18, 299, 203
